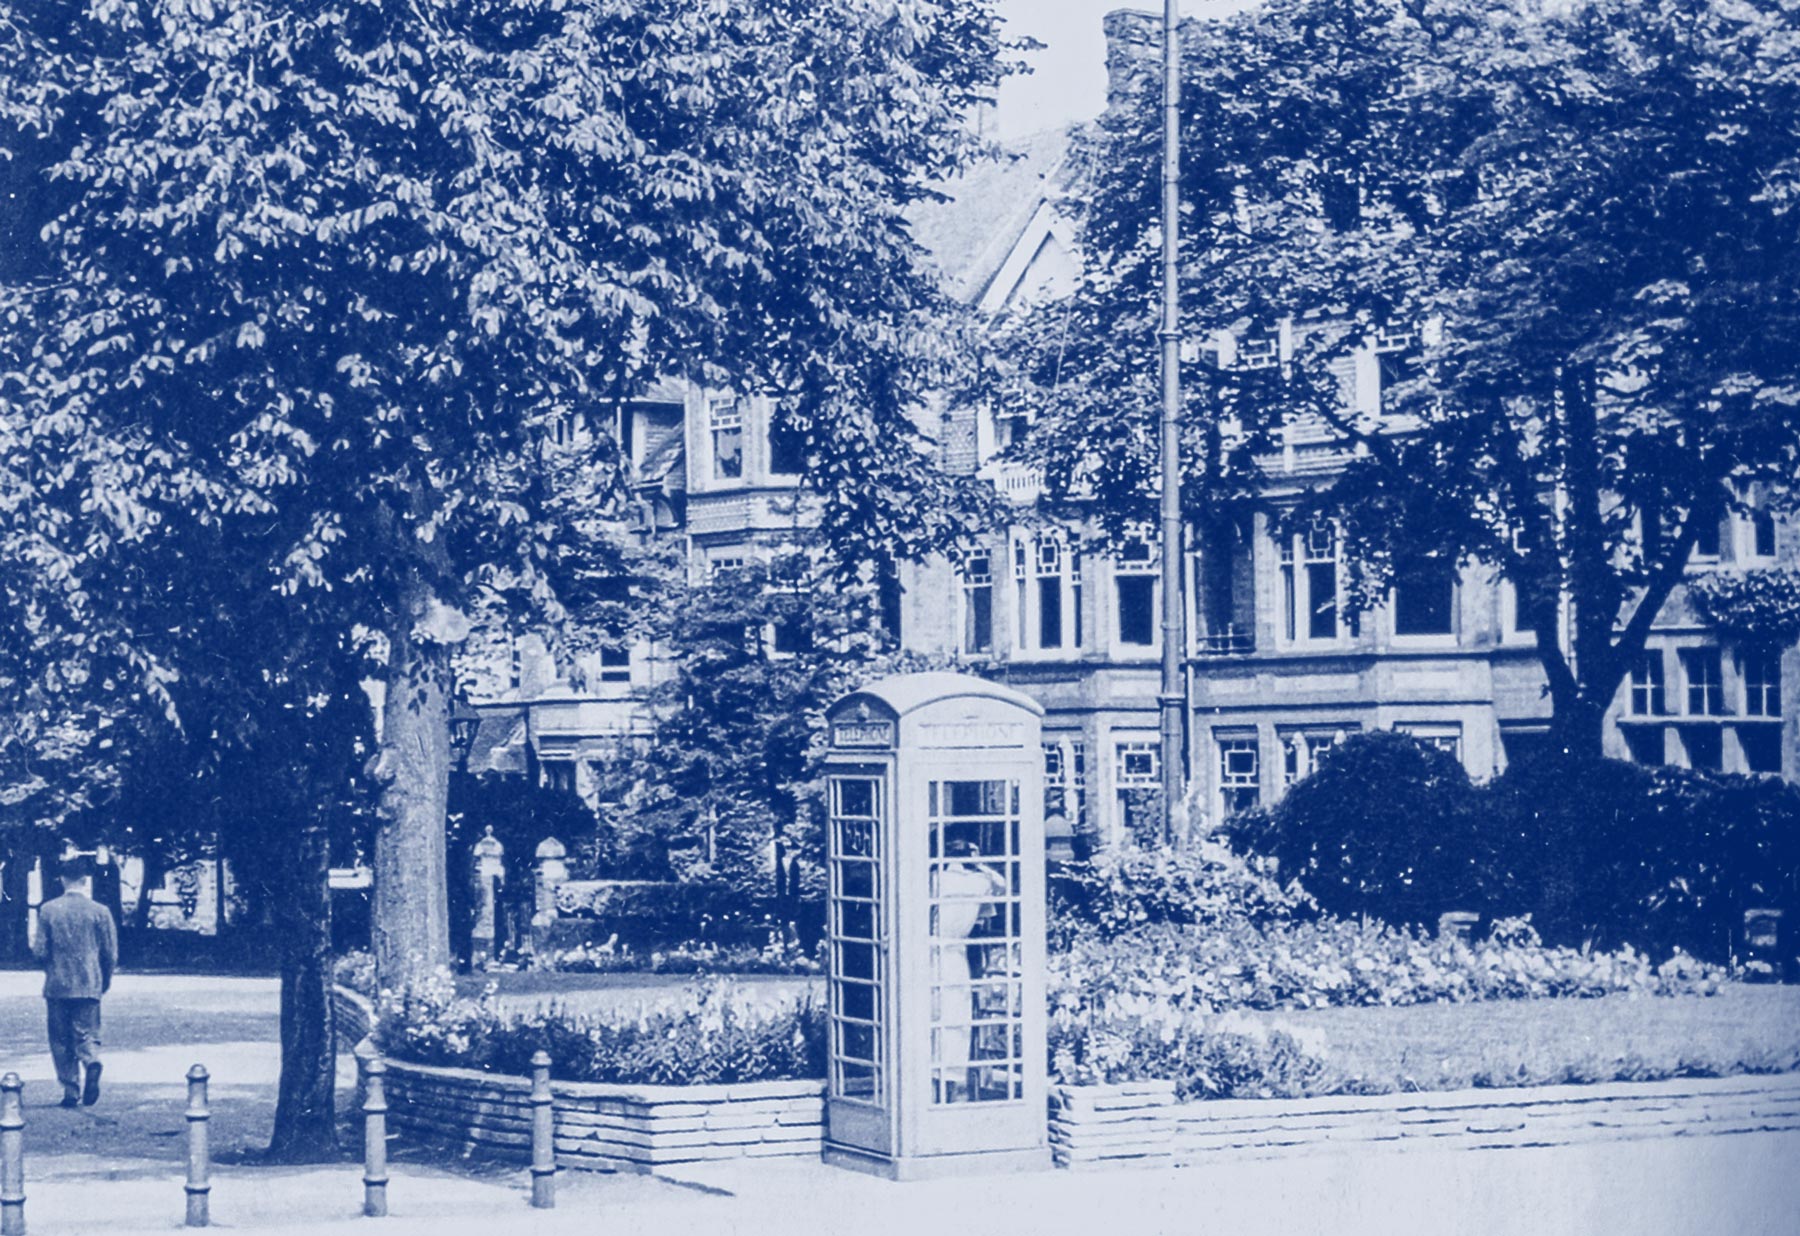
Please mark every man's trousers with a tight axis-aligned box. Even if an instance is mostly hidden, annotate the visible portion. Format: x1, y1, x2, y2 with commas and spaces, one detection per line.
45, 997, 102, 1092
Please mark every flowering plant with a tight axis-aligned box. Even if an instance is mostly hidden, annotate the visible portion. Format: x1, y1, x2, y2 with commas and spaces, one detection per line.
375, 974, 826, 1085
1049, 917, 1728, 1020
1051, 836, 1315, 940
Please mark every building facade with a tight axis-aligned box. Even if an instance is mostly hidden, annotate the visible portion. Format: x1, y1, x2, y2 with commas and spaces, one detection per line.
471, 24, 1798, 852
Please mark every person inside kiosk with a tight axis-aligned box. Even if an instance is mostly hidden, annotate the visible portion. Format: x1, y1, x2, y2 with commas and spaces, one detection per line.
931, 783, 1021, 1105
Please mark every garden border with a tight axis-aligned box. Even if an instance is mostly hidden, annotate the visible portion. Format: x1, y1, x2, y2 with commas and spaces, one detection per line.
1050, 1072, 1800, 1168
330, 983, 824, 1173
334, 986, 1800, 1175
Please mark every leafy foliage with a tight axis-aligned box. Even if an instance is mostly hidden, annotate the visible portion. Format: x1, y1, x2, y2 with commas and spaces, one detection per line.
376, 973, 826, 1086
535, 932, 822, 977
1050, 1006, 1335, 1102
1048, 915, 1733, 1099
1231, 732, 1487, 927
1242, 741, 1800, 960
587, 551, 954, 919
988, 0, 1800, 755
1483, 757, 1800, 961
1687, 568, 1800, 646
0, 0, 1025, 990
1049, 834, 1315, 942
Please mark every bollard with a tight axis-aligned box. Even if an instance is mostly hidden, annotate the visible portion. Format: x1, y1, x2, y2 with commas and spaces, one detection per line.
185, 1065, 210, 1227
1, 1073, 23, 1236
528, 1052, 555, 1210
360, 1053, 389, 1218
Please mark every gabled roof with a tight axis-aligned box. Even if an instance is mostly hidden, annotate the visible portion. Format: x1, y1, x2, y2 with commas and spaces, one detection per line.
908, 128, 1073, 307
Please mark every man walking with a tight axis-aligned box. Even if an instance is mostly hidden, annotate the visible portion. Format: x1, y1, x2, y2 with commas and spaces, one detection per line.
32, 854, 118, 1107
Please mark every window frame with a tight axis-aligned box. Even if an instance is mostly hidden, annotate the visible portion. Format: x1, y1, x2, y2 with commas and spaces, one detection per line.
1743, 649, 1782, 718
1277, 520, 1342, 645
710, 398, 744, 481
1681, 647, 1728, 716
960, 552, 996, 655
1391, 556, 1458, 640
1216, 733, 1261, 818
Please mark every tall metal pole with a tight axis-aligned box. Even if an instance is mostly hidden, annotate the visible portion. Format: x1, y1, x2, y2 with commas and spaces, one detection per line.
1158, 0, 1188, 845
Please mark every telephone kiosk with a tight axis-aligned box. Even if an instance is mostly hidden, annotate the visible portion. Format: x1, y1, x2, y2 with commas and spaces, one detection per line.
820, 672, 1050, 1180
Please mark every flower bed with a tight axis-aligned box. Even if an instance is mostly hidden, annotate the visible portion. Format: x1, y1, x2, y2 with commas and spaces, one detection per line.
1048, 917, 1736, 1101
375, 973, 825, 1087
365, 974, 827, 1173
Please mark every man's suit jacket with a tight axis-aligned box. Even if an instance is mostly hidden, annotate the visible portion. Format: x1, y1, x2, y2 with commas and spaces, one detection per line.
33, 891, 118, 999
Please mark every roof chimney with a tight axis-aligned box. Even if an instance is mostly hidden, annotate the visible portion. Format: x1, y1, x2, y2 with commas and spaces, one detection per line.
1102, 9, 1162, 116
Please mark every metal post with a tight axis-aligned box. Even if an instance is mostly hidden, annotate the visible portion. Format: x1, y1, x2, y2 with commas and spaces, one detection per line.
360, 1053, 389, 1218
1, 1073, 24, 1236
528, 1051, 555, 1210
1158, 0, 1189, 844
184, 1065, 210, 1228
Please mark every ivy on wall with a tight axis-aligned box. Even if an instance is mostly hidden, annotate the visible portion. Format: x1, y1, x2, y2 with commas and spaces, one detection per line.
1687, 569, 1800, 646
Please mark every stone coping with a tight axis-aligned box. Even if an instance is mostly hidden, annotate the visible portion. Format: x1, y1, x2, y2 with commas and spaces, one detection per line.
1182, 1071, 1800, 1121
1051, 1071, 1800, 1113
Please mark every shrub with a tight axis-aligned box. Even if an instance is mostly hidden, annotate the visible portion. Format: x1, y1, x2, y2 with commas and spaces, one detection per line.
1485, 757, 1800, 960
375, 972, 827, 1086
1050, 835, 1315, 941
1243, 735, 1800, 961
1232, 732, 1488, 927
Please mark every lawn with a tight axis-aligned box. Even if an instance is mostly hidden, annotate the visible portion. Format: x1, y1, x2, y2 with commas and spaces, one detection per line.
1239, 984, 1800, 1094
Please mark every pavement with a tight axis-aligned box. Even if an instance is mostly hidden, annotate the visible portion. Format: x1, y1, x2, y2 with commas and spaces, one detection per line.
3, 970, 1799, 1236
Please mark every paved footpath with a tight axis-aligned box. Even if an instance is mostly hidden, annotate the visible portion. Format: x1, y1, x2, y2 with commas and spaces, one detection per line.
3, 971, 1798, 1236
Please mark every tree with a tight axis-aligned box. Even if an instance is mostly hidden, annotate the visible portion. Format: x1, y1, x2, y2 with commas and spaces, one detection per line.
2, 0, 1021, 985
1232, 730, 1486, 927
592, 551, 947, 927
3, 0, 1021, 1156
993, 0, 1800, 759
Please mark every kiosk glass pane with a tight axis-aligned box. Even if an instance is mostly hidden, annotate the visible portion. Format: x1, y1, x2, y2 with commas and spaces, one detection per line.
829, 776, 885, 1106
928, 778, 1025, 1105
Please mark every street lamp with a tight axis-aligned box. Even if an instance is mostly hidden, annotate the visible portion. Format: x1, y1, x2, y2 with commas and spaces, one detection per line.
1157, 0, 1189, 845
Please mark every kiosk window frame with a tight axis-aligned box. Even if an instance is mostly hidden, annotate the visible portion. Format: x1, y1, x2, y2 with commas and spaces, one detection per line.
926, 777, 1026, 1107
828, 774, 887, 1106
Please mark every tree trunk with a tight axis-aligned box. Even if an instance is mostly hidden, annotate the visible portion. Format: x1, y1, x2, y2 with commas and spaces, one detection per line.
1549, 694, 1609, 764
0, 829, 31, 963
372, 597, 454, 990
266, 813, 338, 1162
132, 847, 168, 932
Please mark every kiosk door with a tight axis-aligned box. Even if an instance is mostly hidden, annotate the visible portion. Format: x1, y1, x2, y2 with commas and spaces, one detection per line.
826, 772, 892, 1154
921, 774, 1027, 1151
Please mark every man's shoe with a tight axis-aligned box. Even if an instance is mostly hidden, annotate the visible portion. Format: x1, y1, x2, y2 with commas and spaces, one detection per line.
59, 1087, 80, 1108
81, 1062, 101, 1106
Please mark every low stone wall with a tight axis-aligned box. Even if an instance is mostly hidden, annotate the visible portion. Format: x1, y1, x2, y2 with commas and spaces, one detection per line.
330, 984, 377, 1049
379, 1056, 826, 1174
1051, 1072, 1800, 1169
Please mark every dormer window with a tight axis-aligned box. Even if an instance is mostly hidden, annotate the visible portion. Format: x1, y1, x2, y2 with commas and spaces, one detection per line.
1236, 334, 1279, 371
